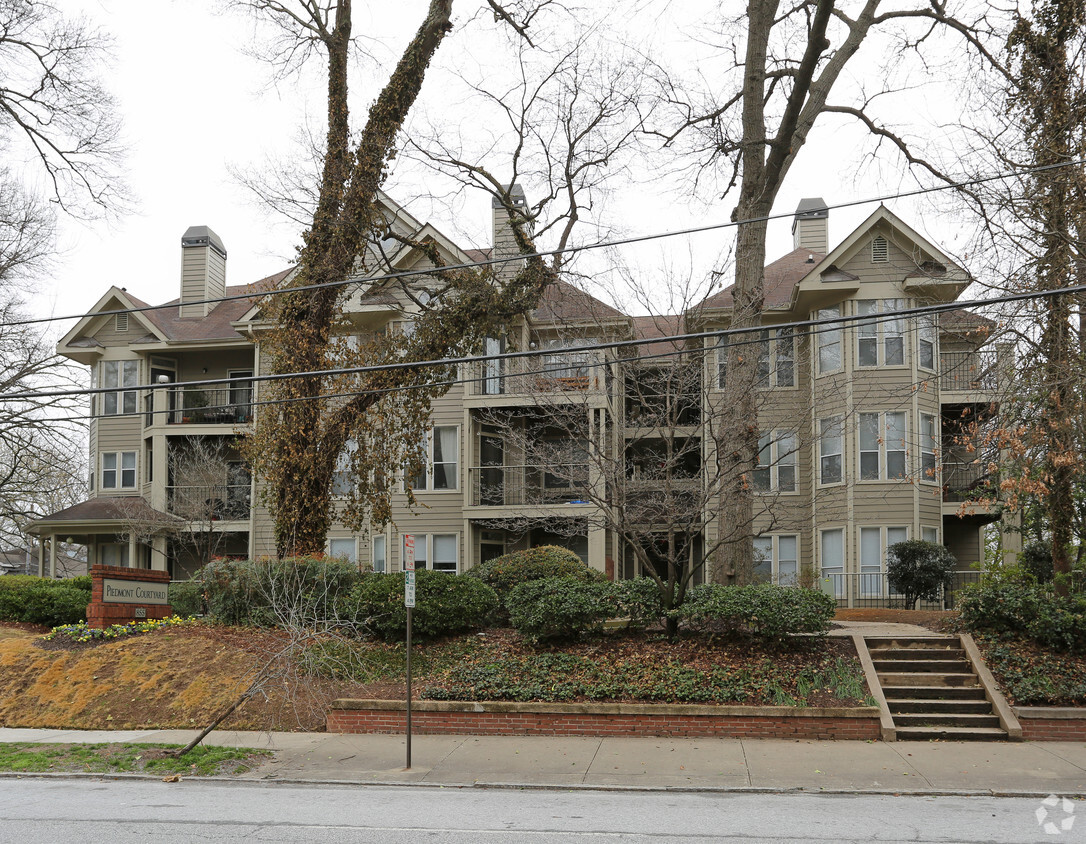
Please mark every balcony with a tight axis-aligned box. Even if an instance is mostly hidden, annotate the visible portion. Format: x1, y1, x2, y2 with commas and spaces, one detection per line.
939, 350, 1001, 393
942, 459, 992, 503
149, 386, 253, 426
468, 464, 590, 507
167, 484, 251, 521
466, 351, 607, 398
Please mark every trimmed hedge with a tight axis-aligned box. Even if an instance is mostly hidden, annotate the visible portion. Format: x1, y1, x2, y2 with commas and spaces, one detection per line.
679, 583, 836, 641
0, 575, 91, 627
199, 557, 360, 626
959, 581, 1086, 653
613, 577, 665, 628
343, 570, 499, 641
467, 546, 603, 598
506, 576, 617, 641
168, 579, 206, 617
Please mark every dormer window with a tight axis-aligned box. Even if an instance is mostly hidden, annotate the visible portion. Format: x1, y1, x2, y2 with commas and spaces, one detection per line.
871, 236, 889, 263
115, 313, 128, 332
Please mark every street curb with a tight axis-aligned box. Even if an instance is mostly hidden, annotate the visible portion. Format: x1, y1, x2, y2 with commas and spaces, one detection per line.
1, 770, 1082, 799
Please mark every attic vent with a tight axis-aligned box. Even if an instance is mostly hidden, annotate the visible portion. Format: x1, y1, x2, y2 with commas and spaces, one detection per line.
115, 313, 129, 332
871, 236, 889, 263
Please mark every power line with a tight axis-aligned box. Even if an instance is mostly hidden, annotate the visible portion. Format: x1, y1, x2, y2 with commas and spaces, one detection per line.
9, 156, 1086, 330
0, 281, 1071, 405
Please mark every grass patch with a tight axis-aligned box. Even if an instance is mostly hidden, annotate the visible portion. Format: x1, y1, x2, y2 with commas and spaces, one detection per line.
0, 742, 269, 776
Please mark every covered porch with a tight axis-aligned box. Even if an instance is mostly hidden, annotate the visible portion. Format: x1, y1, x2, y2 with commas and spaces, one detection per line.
27, 497, 178, 576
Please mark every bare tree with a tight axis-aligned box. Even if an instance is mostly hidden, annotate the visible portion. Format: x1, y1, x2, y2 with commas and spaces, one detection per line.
652, 0, 1003, 580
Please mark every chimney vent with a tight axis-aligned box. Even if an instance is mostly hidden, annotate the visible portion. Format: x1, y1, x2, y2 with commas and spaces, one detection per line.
180, 226, 227, 319
792, 197, 829, 255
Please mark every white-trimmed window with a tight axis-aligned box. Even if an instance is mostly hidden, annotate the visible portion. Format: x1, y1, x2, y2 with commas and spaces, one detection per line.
860, 526, 907, 596
412, 426, 459, 491
819, 416, 843, 484
920, 413, 938, 483
754, 534, 799, 586
102, 360, 138, 415
816, 305, 842, 374
859, 411, 907, 480
332, 439, 357, 496
328, 537, 357, 564
372, 535, 387, 573
401, 533, 458, 574
922, 526, 939, 544
753, 329, 795, 388
100, 543, 129, 567
821, 528, 844, 597
918, 317, 937, 370
753, 431, 797, 493
856, 299, 904, 367
101, 452, 136, 489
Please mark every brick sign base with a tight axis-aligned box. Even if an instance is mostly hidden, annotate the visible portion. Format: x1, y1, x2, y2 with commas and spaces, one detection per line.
1016, 708, 1086, 741
87, 564, 172, 629
327, 700, 881, 740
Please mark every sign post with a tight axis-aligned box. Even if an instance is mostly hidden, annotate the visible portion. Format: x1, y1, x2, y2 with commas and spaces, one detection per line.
403, 534, 416, 770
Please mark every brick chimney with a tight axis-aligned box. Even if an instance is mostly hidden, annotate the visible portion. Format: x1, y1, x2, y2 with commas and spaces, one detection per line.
179, 226, 227, 318
491, 185, 529, 282
792, 198, 829, 254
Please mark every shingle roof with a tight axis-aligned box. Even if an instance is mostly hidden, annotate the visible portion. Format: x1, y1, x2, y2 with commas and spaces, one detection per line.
135, 270, 291, 342
631, 314, 686, 356
941, 308, 996, 336
699, 248, 825, 311
29, 497, 178, 526
530, 280, 626, 323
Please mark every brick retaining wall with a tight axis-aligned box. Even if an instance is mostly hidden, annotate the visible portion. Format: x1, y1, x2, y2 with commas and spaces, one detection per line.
327, 700, 881, 740
1016, 708, 1086, 741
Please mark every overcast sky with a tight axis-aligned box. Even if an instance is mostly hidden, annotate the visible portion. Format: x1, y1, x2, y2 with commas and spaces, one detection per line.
35, 0, 965, 330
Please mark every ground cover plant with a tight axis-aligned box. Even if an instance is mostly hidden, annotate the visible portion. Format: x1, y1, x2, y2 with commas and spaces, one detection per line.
0, 742, 268, 776
970, 631, 1086, 706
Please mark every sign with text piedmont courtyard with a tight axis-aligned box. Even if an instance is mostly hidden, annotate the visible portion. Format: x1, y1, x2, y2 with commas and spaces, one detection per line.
101, 578, 169, 605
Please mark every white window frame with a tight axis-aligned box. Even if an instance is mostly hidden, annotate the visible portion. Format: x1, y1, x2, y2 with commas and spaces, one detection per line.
753, 431, 797, 493
751, 329, 795, 389
332, 439, 357, 496
816, 305, 842, 374
411, 426, 459, 492
922, 526, 940, 544
372, 534, 387, 573
820, 528, 845, 598
101, 451, 137, 490
860, 525, 908, 597
858, 411, 907, 481
819, 416, 843, 485
856, 299, 905, 368
327, 537, 358, 564
102, 360, 139, 416
920, 412, 938, 484
401, 533, 459, 574
918, 316, 937, 371
754, 534, 799, 586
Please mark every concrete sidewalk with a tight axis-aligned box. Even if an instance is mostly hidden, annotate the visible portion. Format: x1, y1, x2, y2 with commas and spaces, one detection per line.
2, 727, 1085, 796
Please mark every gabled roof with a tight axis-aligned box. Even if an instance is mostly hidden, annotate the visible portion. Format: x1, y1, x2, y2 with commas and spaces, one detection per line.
27, 497, 179, 533
699, 248, 825, 312
530, 280, 626, 324
631, 314, 686, 356
139, 271, 288, 342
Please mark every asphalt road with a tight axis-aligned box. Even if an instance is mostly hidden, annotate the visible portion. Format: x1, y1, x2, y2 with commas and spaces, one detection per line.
0, 778, 1074, 843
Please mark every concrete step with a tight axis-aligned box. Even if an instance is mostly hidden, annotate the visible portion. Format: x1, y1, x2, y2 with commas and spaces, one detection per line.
883, 685, 988, 700
873, 659, 973, 673
871, 648, 966, 661
865, 636, 961, 650
878, 672, 979, 687
893, 712, 1003, 729
886, 698, 994, 715
896, 725, 1008, 741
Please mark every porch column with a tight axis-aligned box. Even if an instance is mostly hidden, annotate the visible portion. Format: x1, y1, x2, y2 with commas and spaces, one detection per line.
151, 535, 168, 573
48, 535, 56, 578
128, 532, 138, 569
37, 536, 45, 577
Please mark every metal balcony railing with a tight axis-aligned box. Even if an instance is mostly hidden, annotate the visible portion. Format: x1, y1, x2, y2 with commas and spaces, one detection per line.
942, 460, 992, 502
167, 484, 251, 521
466, 352, 607, 397
166, 387, 254, 425
812, 570, 984, 609
469, 464, 590, 507
939, 350, 1001, 392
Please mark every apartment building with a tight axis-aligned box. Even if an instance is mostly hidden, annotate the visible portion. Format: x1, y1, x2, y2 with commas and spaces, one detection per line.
28, 195, 1007, 605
